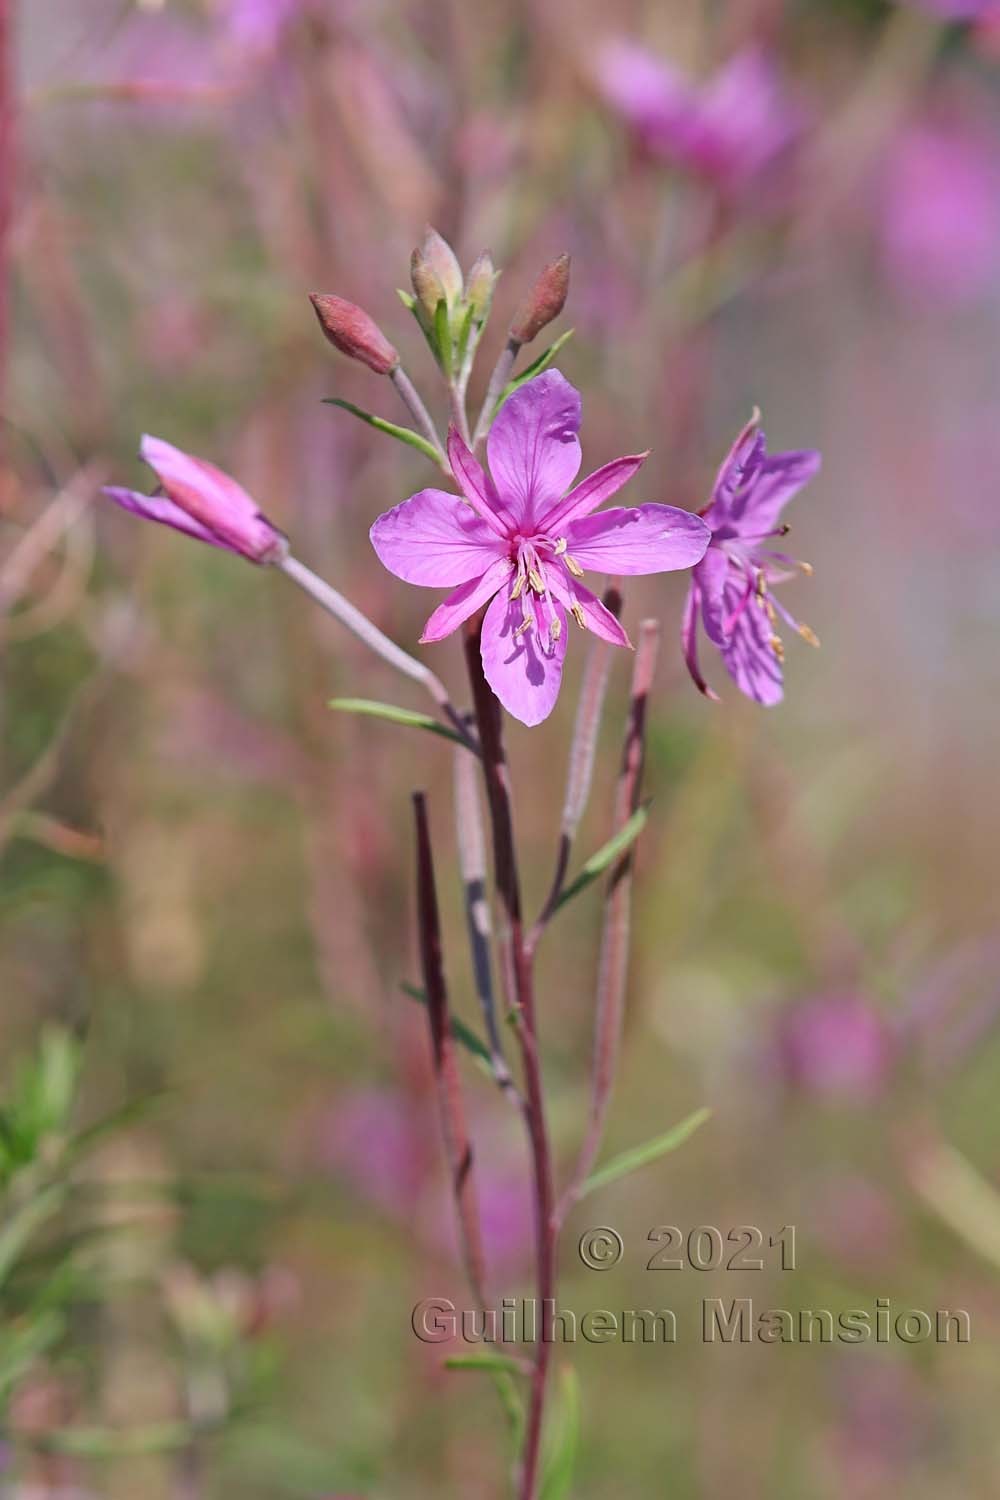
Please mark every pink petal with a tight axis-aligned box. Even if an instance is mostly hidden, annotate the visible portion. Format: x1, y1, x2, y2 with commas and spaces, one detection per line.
729, 450, 821, 535
540, 452, 648, 532
420, 558, 514, 643
544, 566, 631, 648
719, 579, 784, 705
139, 436, 286, 562
693, 546, 731, 646
446, 429, 509, 535
480, 581, 568, 727
103, 485, 234, 550
370, 489, 506, 587
564, 504, 709, 574
681, 583, 719, 701
486, 371, 581, 530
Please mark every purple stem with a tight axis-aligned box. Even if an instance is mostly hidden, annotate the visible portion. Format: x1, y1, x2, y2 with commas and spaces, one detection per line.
413, 791, 488, 1308
558, 619, 660, 1225
463, 620, 555, 1500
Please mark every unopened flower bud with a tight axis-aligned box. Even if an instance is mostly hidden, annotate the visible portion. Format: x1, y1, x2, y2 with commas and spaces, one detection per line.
309, 294, 399, 375
509, 253, 570, 345
464, 250, 498, 321
417, 226, 464, 306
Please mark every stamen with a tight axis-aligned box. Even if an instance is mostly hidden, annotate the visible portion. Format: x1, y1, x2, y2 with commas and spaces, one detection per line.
511, 574, 525, 599
565, 554, 584, 578
552, 537, 568, 555
798, 561, 813, 576
770, 634, 785, 662
515, 615, 534, 638
528, 567, 544, 593
549, 617, 562, 643
570, 600, 586, 629
798, 623, 820, 648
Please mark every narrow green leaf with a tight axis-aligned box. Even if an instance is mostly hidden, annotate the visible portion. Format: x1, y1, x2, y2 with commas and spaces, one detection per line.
434, 297, 452, 375
553, 804, 650, 913
444, 1353, 525, 1375
579, 1107, 712, 1199
400, 982, 493, 1069
396, 287, 417, 311
322, 399, 441, 465
39, 1421, 195, 1458
0, 1184, 66, 1287
497, 329, 575, 413
329, 698, 468, 748
0, 1310, 66, 1400
539, 1365, 581, 1500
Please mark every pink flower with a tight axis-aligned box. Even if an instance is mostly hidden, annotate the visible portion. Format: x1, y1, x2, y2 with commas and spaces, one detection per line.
104, 436, 288, 565
879, 120, 1000, 305
370, 371, 710, 726
596, 42, 800, 192
682, 412, 820, 705
778, 993, 893, 1103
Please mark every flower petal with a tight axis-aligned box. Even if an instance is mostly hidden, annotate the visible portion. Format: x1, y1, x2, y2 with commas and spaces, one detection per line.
544, 566, 631, 648
681, 582, 719, 701
692, 545, 732, 646
103, 486, 234, 551
446, 428, 509, 534
728, 449, 821, 535
486, 370, 581, 529
480, 582, 568, 727
719, 580, 784, 705
564, 504, 710, 574
419, 557, 513, 643
540, 452, 648, 532
370, 489, 506, 586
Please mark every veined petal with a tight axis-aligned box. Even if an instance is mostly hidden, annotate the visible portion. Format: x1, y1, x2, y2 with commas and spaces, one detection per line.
446, 428, 509, 535
719, 579, 784, 705
480, 581, 568, 727
103, 486, 234, 551
370, 489, 506, 586
544, 567, 631, 648
729, 449, 821, 535
420, 558, 513, 643
705, 414, 764, 523
486, 370, 581, 529
693, 545, 732, 646
564, 503, 709, 575
540, 452, 648, 532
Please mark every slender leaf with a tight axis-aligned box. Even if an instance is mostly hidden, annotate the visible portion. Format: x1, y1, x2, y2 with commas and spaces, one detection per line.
400, 983, 492, 1069
0, 1184, 66, 1287
539, 1365, 581, 1500
553, 804, 650, 913
39, 1421, 196, 1458
444, 1353, 526, 1376
497, 329, 575, 412
328, 698, 468, 748
579, 1107, 712, 1199
322, 399, 441, 465
0, 1309, 66, 1399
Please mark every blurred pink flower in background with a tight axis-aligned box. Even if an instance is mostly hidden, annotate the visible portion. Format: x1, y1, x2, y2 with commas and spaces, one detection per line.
778, 993, 894, 1103
317, 1087, 427, 1218
879, 119, 1000, 304
595, 41, 801, 192
218, 0, 309, 55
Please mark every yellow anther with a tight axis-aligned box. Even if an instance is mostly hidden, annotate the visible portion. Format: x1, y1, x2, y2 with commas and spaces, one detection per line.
798, 623, 820, 648
770, 634, 785, 662
755, 570, 767, 598
515, 616, 534, 638
570, 600, 586, 629
764, 598, 778, 626
552, 537, 568, 555
798, 561, 814, 576
528, 567, 545, 593
510, 574, 525, 599
549, 618, 562, 643
565, 554, 584, 578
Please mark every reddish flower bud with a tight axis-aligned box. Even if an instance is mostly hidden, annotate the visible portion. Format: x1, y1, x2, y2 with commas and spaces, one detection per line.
509, 253, 570, 345
309, 294, 399, 375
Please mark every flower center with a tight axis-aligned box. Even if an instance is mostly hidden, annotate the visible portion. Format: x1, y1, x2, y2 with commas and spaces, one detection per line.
508, 533, 587, 651
718, 529, 819, 661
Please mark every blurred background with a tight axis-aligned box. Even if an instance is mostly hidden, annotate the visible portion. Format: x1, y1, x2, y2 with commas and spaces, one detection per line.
3, 0, 1000, 1494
